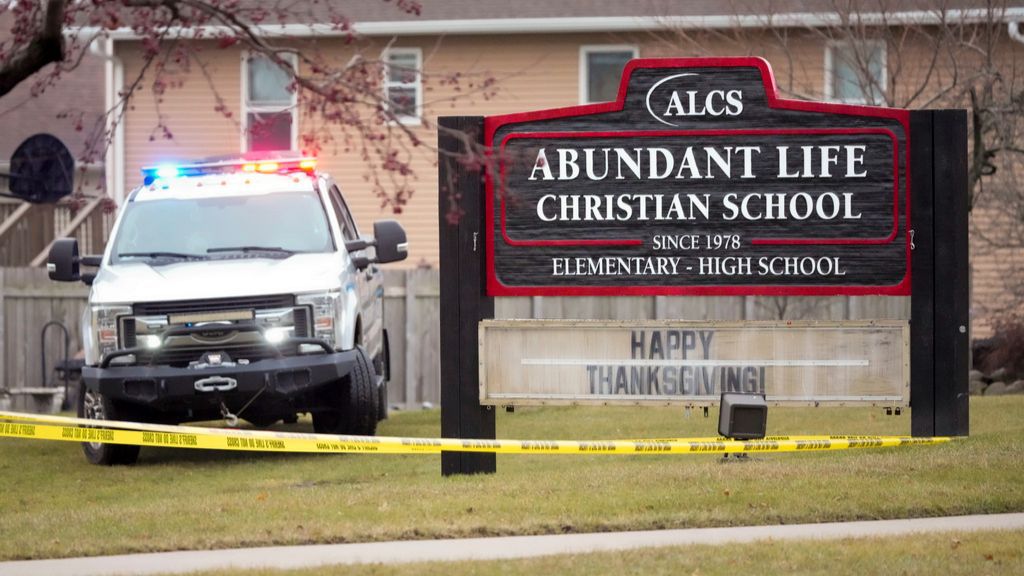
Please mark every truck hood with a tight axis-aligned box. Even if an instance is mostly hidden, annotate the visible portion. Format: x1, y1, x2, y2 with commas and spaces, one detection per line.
89, 253, 345, 305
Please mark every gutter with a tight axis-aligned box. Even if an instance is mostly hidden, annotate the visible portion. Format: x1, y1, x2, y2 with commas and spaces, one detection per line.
68, 8, 1024, 40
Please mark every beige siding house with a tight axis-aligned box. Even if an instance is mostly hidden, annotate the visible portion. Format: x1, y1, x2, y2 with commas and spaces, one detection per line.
98, 1, 1024, 335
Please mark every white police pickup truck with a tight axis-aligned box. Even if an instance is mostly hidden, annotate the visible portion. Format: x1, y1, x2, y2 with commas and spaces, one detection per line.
47, 155, 407, 465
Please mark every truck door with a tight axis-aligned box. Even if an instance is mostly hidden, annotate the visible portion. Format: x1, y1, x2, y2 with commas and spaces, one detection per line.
328, 185, 382, 359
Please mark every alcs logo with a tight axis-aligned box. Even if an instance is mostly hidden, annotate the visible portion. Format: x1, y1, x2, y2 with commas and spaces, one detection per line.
645, 73, 743, 125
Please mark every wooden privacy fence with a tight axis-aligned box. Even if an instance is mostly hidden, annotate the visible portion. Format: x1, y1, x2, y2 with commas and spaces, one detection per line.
0, 267, 89, 411
0, 266, 909, 410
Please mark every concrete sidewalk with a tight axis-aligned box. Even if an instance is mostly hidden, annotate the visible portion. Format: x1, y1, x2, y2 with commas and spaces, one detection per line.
3, 513, 1023, 576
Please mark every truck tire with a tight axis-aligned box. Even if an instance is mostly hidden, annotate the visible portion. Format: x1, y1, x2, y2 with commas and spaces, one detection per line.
312, 347, 378, 436
78, 383, 141, 466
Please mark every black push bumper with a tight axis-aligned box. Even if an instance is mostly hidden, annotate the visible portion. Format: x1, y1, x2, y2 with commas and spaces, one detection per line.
82, 348, 359, 413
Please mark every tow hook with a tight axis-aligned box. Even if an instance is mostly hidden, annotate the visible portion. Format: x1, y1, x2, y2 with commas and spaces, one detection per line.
219, 401, 239, 427
208, 377, 270, 428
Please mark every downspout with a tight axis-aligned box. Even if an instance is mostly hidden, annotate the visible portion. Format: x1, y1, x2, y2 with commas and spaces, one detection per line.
89, 37, 125, 205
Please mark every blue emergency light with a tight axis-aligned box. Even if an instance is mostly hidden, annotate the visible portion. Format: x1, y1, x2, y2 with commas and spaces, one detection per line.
155, 165, 180, 179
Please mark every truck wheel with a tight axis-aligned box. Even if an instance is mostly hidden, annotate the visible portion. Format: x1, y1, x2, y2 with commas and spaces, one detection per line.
312, 347, 378, 436
78, 383, 140, 466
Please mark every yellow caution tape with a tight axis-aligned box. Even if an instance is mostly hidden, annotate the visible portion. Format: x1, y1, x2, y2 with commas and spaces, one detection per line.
627, 435, 915, 442
0, 411, 953, 455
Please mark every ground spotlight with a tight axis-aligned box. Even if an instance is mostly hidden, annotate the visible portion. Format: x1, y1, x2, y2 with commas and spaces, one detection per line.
718, 392, 768, 440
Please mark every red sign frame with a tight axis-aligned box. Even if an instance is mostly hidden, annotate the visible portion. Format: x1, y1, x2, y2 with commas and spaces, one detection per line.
484, 57, 912, 297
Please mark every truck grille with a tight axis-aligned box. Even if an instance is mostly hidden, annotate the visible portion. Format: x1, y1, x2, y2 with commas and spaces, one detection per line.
293, 307, 310, 337
122, 320, 136, 346
133, 343, 297, 366
121, 295, 311, 366
133, 294, 295, 316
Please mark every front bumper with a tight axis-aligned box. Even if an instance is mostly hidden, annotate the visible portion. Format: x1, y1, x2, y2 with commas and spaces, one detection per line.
82, 347, 359, 413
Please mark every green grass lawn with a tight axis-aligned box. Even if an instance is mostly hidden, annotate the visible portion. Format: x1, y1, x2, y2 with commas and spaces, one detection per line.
0, 397, 1022, 561
185, 529, 1024, 576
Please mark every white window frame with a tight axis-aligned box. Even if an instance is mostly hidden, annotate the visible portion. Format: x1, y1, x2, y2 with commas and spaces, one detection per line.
240, 51, 298, 152
382, 47, 423, 126
579, 44, 638, 104
824, 40, 887, 105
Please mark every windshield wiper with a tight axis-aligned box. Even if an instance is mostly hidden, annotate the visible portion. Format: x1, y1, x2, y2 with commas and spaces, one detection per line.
207, 246, 300, 256
118, 251, 206, 260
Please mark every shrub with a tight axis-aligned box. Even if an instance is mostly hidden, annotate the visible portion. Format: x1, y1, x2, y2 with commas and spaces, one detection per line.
981, 317, 1024, 377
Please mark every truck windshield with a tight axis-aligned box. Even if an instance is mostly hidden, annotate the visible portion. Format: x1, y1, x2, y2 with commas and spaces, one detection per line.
111, 191, 334, 263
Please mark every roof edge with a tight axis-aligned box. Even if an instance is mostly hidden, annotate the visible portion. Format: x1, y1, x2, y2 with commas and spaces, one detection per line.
72, 8, 1024, 41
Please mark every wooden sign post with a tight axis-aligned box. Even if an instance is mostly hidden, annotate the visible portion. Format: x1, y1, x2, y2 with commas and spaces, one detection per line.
909, 110, 970, 437
438, 116, 496, 477
438, 58, 968, 476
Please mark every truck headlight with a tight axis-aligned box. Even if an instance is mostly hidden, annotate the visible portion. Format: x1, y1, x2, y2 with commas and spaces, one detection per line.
91, 305, 132, 356
139, 334, 162, 349
297, 291, 341, 347
264, 326, 293, 344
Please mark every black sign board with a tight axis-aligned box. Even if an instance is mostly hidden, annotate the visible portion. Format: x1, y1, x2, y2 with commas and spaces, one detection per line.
485, 58, 910, 296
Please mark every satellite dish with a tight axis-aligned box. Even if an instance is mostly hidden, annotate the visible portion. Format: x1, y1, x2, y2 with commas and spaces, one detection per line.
7, 133, 75, 204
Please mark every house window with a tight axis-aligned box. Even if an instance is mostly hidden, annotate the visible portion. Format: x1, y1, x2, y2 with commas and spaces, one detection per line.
581, 46, 637, 104
384, 48, 422, 124
827, 42, 886, 104
245, 53, 296, 152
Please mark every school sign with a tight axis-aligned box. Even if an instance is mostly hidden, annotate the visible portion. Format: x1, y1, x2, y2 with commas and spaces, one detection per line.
438, 58, 967, 476
485, 58, 909, 296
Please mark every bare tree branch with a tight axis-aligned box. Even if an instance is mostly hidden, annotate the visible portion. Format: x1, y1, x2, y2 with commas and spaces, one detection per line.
0, 0, 66, 97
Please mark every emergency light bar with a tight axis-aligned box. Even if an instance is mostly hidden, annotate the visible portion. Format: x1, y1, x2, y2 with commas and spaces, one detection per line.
141, 156, 317, 184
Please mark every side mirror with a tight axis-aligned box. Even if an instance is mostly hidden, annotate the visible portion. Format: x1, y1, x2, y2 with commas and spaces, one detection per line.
47, 238, 80, 282
47, 238, 101, 283
373, 220, 408, 264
